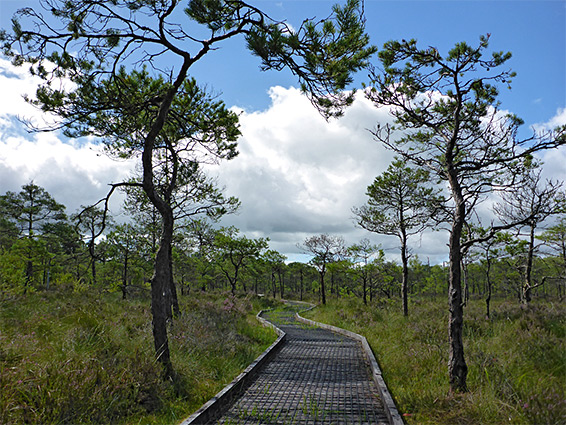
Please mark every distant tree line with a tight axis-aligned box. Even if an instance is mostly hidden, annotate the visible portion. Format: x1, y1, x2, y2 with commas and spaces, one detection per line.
2, 181, 564, 309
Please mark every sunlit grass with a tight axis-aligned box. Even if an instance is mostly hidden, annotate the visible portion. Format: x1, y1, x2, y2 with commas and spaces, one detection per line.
0, 290, 279, 424
304, 296, 566, 425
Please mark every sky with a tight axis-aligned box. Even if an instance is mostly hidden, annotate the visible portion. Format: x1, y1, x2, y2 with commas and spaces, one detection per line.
0, 0, 565, 264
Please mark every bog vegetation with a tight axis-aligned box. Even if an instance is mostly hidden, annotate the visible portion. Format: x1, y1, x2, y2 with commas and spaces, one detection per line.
0, 289, 278, 424
1, 181, 565, 423
1, 0, 566, 423
306, 297, 565, 425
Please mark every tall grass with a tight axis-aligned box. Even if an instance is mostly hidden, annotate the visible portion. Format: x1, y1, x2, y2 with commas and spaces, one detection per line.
0, 290, 278, 424
305, 296, 565, 425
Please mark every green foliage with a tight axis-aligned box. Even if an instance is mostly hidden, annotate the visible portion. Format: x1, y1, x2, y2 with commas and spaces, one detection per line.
0, 290, 277, 425
214, 227, 269, 294
0, 248, 26, 295
245, 0, 377, 117
0, 182, 67, 236
306, 297, 566, 425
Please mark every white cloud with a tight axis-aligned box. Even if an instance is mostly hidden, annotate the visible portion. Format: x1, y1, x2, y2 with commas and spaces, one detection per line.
535, 108, 566, 185
0, 57, 70, 131
534, 107, 566, 132
0, 57, 135, 215
0, 58, 456, 265
0, 135, 134, 214
208, 86, 453, 263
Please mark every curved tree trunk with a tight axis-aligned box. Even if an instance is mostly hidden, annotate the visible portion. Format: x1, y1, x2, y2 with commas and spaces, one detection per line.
139, 59, 192, 376
151, 211, 174, 377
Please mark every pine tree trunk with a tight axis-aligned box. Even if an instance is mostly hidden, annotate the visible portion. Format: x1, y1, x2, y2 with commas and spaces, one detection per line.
140, 60, 190, 378
320, 268, 326, 305
151, 215, 174, 377
523, 224, 535, 304
401, 232, 409, 316
448, 204, 468, 392
485, 255, 492, 320
168, 244, 180, 318
25, 260, 33, 294
272, 272, 276, 298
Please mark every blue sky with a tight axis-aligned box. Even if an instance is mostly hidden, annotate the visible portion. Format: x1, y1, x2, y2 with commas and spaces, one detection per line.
188, 0, 565, 128
2, 0, 562, 123
192, 0, 565, 128
1, 1, 565, 263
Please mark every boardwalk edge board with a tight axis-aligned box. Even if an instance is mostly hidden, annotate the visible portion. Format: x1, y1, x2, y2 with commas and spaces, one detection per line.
295, 312, 405, 425
179, 310, 286, 425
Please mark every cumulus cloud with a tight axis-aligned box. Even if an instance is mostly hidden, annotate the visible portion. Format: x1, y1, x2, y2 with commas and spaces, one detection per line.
206, 86, 452, 262
535, 108, 566, 184
7, 54, 563, 266
0, 57, 69, 131
533, 107, 566, 133
0, 135, 134, 215
0, 58, 134, 215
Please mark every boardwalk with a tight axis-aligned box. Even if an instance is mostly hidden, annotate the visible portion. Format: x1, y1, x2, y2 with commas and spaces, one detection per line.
209, 304, 390, 425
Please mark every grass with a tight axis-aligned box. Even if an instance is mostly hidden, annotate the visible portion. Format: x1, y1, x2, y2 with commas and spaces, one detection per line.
304, 296, 566, 425
0, 289, 279, 424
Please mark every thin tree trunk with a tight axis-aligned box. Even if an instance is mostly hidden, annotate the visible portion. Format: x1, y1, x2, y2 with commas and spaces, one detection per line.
462, 258, 469, 306
320, 268, 326, 305
271, 272, 276, 298
401, 232, 409, 316
523, 224, 535, 304
300, 269, 304, 301
123, 249, 129, 293
25, 260, 33, 294
485, 255, 492, 320
168, 243, 180, 318
279, 271, 284, 299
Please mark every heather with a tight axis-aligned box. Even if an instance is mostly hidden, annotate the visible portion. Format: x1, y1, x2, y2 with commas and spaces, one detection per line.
0, 290, 278, 425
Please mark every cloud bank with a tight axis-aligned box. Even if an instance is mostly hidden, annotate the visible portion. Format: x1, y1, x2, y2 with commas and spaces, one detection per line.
2, 57, 565, 265
206, 86, 447, 262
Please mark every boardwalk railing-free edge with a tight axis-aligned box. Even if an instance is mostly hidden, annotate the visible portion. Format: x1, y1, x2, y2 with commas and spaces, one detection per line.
179, 310, 286, 425
179, 304, 404, 425
295, 311, 405, 425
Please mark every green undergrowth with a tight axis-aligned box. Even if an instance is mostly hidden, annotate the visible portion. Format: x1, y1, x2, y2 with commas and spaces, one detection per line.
0, 289, 280, 424
304, 296, 565, 425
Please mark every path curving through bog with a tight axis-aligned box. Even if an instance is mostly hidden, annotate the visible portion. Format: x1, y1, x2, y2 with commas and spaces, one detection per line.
209, 303, 391, 425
